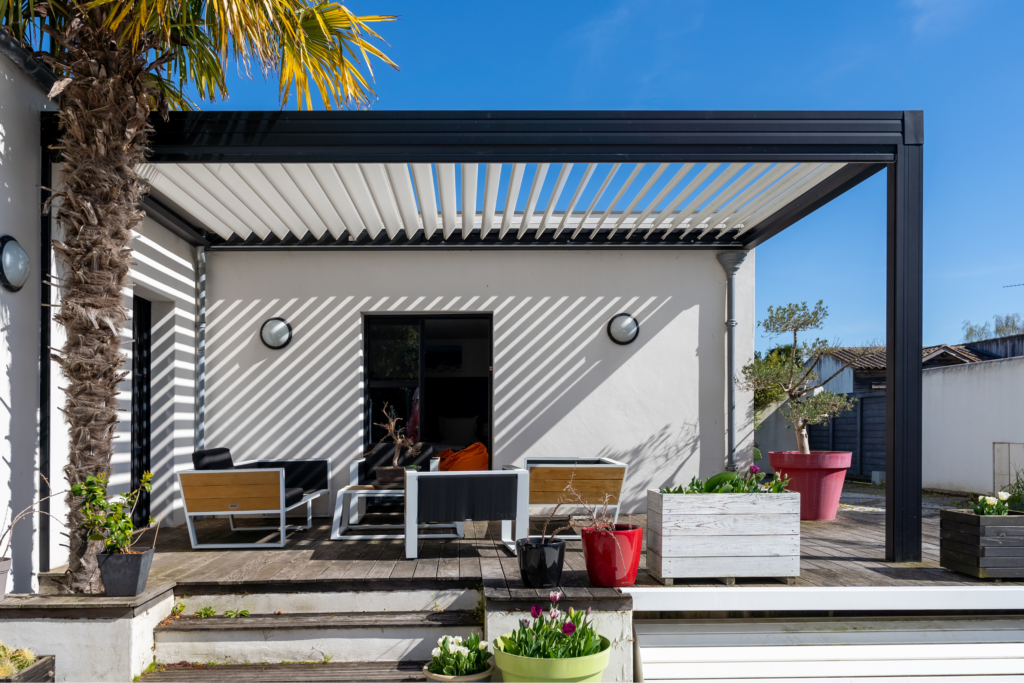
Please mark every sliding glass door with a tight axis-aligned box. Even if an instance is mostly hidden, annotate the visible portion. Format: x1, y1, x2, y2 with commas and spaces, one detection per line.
364, 314, 493, 465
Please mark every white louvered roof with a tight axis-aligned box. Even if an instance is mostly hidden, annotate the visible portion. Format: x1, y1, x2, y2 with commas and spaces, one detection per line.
138, 161, 850, 245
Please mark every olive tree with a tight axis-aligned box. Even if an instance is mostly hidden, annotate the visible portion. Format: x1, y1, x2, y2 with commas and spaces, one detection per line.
738, 301, 873, 454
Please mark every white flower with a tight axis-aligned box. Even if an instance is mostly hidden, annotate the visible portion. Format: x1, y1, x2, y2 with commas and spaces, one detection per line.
999, 492, 1010, 501
437, 637, 446, 646
456, 646, 470, 657
431, 648, 441, 658
986, 496, 998, 506
453, 636, 463, 645
478, 642, 488, 650
979, 495, 986, 502
548, 607, 561, 621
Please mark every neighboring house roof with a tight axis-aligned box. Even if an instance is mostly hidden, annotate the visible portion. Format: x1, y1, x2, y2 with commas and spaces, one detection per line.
826, 343, 994, 371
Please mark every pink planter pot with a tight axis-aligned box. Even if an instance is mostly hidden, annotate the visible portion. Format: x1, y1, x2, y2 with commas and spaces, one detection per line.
768, 451, 852, 521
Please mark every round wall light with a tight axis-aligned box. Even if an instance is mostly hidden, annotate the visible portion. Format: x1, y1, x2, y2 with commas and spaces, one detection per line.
607, 313, 639, 345
260, 317, 292, 350
0, 236, 31, 292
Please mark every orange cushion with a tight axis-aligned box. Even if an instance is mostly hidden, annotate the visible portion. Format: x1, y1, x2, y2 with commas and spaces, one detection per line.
438, 442, 489, 471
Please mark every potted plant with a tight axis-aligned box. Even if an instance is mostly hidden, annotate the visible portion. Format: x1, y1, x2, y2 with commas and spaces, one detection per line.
738, 301, 875, 521
1, 476, 62, 602
493, 592, 610, 683
940, 492, 1024, 579
0, 642, 55, 682
649, 466, 799, 584
369, 403, 423, 486
554, 476, 642, 587
423, 633, 494, 682
71, 471, 159, 597
517, 502, 573, 589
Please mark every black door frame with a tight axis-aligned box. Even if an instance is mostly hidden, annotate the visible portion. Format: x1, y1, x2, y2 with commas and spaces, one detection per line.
131, 295, 152, 527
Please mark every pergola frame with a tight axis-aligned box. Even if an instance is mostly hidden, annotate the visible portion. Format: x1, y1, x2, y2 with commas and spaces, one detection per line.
38, 110, 923, 563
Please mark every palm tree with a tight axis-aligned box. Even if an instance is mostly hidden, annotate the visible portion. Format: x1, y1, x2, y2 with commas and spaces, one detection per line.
2, 0, 397, 593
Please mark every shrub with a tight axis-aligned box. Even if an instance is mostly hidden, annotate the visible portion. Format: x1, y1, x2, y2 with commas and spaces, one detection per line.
661, 466, 791, 494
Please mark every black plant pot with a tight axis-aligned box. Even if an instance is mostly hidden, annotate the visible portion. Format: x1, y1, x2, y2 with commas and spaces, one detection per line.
517, 537, 566, 588
97, 548, 154, 597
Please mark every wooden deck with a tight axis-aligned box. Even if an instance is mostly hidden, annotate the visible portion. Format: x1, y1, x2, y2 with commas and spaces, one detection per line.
148, 509, 1018, 601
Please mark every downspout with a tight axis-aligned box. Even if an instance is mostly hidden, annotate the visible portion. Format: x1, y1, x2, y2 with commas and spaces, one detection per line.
195, 246, 206, 451
717, 251, 747, 472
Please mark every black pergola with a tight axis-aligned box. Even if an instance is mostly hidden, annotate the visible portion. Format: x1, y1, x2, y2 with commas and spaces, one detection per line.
39, 110, 923, 562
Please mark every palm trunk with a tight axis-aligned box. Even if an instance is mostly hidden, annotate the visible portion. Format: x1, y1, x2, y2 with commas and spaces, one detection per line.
48, 26, 153, 593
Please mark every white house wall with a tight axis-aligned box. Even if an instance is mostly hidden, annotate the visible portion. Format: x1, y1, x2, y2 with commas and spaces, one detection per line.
204, 249, 755, 513
0, 57, 54, 593
112, 216, 198, 527
46, 213, 198, 575
923, 357, 1024, 494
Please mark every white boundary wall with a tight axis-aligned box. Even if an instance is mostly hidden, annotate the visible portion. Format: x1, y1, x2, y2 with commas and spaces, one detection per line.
204, 249, 756, 513
922, 356, 1024, 494
0, 53, 55, 593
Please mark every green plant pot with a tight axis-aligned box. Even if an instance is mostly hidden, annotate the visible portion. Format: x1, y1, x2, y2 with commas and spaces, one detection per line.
492, 635, 611, 683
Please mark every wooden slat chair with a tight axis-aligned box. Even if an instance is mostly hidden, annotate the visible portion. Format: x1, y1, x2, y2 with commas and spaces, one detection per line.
178, 448, 330, 549
502, 457, 628, 545
404, 469, 529, 558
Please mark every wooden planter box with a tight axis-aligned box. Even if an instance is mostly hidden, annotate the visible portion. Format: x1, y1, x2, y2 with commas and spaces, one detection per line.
939, 509, 1024, 579
0, 656, 55, 682
646, 490, 800, 585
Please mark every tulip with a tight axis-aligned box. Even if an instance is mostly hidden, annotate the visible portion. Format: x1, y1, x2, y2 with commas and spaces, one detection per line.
562, 621, 576, 636
549, 590, 563, 603
750, 465, 760, 474
986, 496, 998, 506
999, 492, 1010, 501
530, 605, 542, 619
549, 607, 561, 621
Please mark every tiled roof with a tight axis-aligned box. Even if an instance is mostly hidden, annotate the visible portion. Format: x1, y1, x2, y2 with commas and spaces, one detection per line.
826, 344, 993, 370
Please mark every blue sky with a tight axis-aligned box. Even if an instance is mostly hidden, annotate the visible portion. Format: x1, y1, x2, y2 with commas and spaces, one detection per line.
189, 0, 1024, 353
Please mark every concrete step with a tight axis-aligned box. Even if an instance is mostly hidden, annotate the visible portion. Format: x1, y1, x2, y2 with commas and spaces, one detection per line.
140, 660, 428, 681
154, 610, 482, 664
172, 586, 481, 615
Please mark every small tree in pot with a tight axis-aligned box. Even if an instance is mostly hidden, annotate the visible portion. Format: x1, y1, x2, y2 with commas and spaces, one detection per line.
738, 301, 874, 520
71, 472, 159, 596
369, 403, 423, 486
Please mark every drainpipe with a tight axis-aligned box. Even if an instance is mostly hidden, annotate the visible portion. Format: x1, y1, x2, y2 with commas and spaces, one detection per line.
717, 251, 747, 472
195, 246, 206, 451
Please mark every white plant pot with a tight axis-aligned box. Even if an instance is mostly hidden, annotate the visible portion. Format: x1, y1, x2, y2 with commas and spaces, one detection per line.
0, 556, 11, 602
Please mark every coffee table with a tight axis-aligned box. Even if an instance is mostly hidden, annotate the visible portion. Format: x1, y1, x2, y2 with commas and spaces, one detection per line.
331, 485, 462, 540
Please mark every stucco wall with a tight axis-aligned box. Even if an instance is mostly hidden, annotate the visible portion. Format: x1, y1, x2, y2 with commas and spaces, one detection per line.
0, 55, 54, 593
111, 216, 199, 527
204, 249, 755, 513
46, 213, 198, 574
923, 357, 1024, 494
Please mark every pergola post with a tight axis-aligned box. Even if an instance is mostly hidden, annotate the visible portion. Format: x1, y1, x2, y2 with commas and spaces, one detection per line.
885, 111, 924, 563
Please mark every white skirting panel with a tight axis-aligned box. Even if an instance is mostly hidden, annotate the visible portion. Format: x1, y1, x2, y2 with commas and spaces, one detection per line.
635, 617, 1024, 680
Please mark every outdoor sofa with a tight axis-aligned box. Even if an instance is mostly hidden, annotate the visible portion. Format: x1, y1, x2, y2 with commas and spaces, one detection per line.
178, 448, 330, 549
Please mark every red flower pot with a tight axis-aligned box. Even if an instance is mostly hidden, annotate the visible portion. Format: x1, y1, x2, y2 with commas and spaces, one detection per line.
769, 451, 852, 521
580, 524, 643, 587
